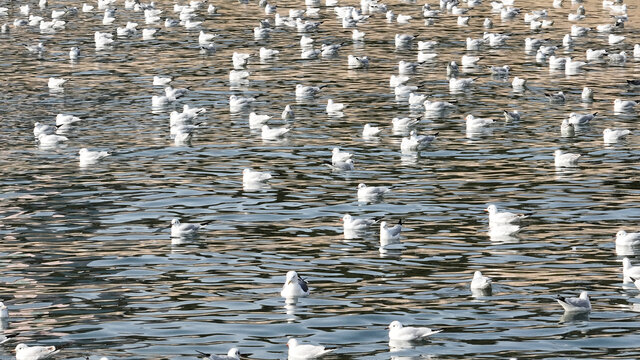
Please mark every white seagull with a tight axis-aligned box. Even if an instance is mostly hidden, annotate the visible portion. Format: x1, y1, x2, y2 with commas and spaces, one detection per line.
196, 348, 242, 360
470, 270, 492, 290
341, 214, 379, 232
554, 150, 581, 167
615, 230, 640, 246
280, 270, 309, 298
380, 220, 403, 243
485, 204, 528, 225
79, 148, 111, 166
15, 344, 59, 360
603, 128, 631, 144
388, 320, 442, 341
357, 183, 390, 201
170, 218, 208, 237
287, 338, 332, 359
556, 291, 591, 313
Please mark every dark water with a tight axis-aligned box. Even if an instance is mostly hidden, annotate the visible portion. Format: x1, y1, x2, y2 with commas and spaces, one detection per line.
0, 0, 639, 358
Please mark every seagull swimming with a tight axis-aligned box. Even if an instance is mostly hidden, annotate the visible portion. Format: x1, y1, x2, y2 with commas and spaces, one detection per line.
380, 220, 403, 243
15, 344, 59, 360
485, 204, 528, 226
261, 124, 290, 140
362, 123, 382, 138
603, 128, 631, 143
341, 214, 379, 232
280, 270, 309, 298
556, 291, 591, 313
196, 348, 242, 360
470, 270, 492, 290
388, 320, 442, 341
287, 338, 332, 359
79, 148, 111, 166
554, 149, 581, 167
242, 168, 271, 184
357, 183, 390, 201
615, 230, 640, 246
170, 218, 208, 237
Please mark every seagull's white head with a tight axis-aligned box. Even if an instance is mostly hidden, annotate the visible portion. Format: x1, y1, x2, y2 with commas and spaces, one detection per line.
171, 218, 180, 226
485, 204, 497, 214
388, 320, 403, 330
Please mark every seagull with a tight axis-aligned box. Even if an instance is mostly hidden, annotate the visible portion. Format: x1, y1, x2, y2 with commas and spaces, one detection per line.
242, 168, 271, 184
282, 105, 295, 120
568, 112, 597, 126
390, 75, 410, 88
449, 77, 475, 91
400, 130, 438, 152
357, 183, 390, 201
423, 99, 455, 112
347, 55, 369, 69
447, 61, 459, 77
603, 128, 631, 143
461, 55, 480, 66
362, 124, 382, 138
195, 348, 241, 360
341, 214, 379, 232
485, 204, 528, 225
295, 84, 322, 98
582, 87, 593, 102
287, 338, 332, 359
615, 230, 640, 246
470, 270, 492, 290
556, 291, 591, 313
165, 86, 189, 101
248, 112, 271, 129
331, 148, 352, 164
15, 344, 59, 360
489, 65, 510, 76
79, 148, 111, 166
512, 77, 526, 89
56, 114, 82, 126
586, 49, 608, 61
613, 99, 638, 112
622, 257, 640, 282
229, 95, 255, 112
380, 220, 402, 243
260, 47, 279, 59
391, 117, 419, 132
69, 47, 80, 60
388, 320, 442, 341
326, 99, 345, 113
544, 91, 566, 103
554, 149, 581, 167
280, 271, 309, 298
48, 77, 67, 89
503, 110, 520, 121
170, 218, 209, 237
261, 124, 290, 140
561, 119, 575, 138
0, 301, 8, 319
37, 133, 68, 146
33, 122, 57, 137
465, 114, 494, 130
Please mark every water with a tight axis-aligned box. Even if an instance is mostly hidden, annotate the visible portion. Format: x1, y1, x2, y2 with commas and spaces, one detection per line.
1, 0, 640, 358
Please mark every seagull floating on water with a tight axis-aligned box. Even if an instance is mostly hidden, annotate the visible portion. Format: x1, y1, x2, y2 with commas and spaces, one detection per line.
287, 338, 332, 359
556, 291, 591, 313
388, 320, 442, 341
281, 270, 309, 298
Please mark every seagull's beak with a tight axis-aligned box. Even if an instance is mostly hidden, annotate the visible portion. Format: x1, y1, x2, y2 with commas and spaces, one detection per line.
483, 209, 488, 212
287, 280, 292, 285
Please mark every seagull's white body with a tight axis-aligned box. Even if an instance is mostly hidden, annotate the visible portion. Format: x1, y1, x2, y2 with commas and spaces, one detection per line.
401, 130, 437, 152
287, 338, 332, 359
568, 112, 597, 126
603, 128, 631, 143
295, 84, 321, 98
331, 148, 352, 164
485, 204, 528, 226
326, 99, 345, 113
388, 320, 442, 341
623, 257, 640, 282
261, 125, 290, 140
199, 348, 241, 360
465, 115, 494, 130
229, 95, 255, 111
281, 271, 309, 298
449, 77, 475, 90
554, 150, 581, 167
171, 218, 204, 237
248, 112, 271, 129
586, 49, 608, 61
380, 221, 402, 243
362, 124, 381, 138
342, 214, 378, 231
357, 183, 390, 201
48, 77, 67, 89
37, 133, 68, 145
470, 270, 492, 290
242, 168, 271, 184
391, 117, 419, 132
33, 122, 56, 137
153, 75, 172, 86
15, 344, 59, 360
79, 148, 110, 165
614, 99, 638, 112
56, 114, 82, 126
556, 291, 591, 313
616, 230, 640, 246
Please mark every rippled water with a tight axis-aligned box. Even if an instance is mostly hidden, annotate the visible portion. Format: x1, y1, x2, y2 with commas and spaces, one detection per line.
1, 0, 640, 358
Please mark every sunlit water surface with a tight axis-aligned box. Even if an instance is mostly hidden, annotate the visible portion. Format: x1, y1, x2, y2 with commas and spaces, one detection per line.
0, 0, 639, 358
